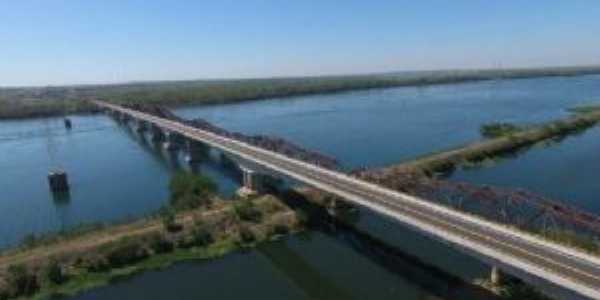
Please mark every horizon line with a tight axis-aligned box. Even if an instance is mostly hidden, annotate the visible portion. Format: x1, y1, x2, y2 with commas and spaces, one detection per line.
2, 63, 600, 90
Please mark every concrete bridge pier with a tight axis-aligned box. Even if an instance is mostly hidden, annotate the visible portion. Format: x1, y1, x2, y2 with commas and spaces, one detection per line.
185, 140, 209, 163
150, 124, 166, 142
490, 266, 504, 286
237, 166, 264, 197
163, 131, 184, 151
135, 120, 148, 133
118, 112, 130, 124
326, 199, 339, 217
108, 110, 120, 120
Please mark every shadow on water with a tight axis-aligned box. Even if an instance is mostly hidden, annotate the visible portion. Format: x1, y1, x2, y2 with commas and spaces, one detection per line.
328, 222, 500, 300
257, 241, 358, 300
52, 191, 72, 232
278, 189, 501, 300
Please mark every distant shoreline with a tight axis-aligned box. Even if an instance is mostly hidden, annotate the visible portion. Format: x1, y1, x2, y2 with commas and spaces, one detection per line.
1, 65, 600, 120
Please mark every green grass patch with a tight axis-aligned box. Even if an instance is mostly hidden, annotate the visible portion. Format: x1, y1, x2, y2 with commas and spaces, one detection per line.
480, 122, 524, 138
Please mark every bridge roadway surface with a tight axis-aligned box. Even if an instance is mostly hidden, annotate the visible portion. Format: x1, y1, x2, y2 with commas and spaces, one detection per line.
95, 101, 600, 300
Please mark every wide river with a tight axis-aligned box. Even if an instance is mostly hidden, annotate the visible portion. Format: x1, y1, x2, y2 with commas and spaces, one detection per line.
1, 74, 599, 299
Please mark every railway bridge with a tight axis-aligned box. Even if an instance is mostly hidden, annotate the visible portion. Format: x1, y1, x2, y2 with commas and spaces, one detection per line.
95, 100, 600, 300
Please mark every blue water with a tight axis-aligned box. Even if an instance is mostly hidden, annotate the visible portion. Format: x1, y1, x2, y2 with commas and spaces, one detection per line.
61, 232, 489, 300
450, 126, 600, 213
177, 74, 600, 169
0, 115, 237, 249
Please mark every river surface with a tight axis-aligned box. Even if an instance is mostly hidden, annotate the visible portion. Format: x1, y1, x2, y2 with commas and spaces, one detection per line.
1, 74, 599, 299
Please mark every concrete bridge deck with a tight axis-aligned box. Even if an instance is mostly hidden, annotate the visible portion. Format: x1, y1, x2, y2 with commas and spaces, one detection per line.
95, 100, 600, 300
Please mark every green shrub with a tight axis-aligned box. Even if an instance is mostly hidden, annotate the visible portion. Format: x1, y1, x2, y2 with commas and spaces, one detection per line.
169, 172, 216, 211
234, 201, 263, 223
295, 210, 309, 226
191, 227, 214, 247
6, 264, 39, 297
44, 260, 67, 285
175, 235, 196, 249
271, 224, 289, 236
0, 288, 8, 300
105, 240, 149, 268
160, 208, 182, 233
238, 226, 256, 244
480, 122, 522, 138
81, 255, 111, 273
148, 235, 174, 254
499, 280, 551, 300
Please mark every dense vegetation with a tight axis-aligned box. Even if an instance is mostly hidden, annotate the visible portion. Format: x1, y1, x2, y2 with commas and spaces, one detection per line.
168, 171, 217, 211
2, 66, 600, 119
480, 122, 523, 138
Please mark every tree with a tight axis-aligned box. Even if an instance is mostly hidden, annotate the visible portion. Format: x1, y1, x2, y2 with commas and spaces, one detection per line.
6, 264, 39, 297
191, 224, 214, 247
238, 226, 256, 244
169, 172, 217, 211
44, 260, 67, 285
148, 235, 174, 254
234, 201, 262, 223
160, 207, 181, 232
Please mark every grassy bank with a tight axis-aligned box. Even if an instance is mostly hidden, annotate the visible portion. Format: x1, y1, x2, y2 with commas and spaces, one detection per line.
0, 171, 302, 300
0, 195, 300, 300
2, 66, 600, 119
388, 106, 600, 176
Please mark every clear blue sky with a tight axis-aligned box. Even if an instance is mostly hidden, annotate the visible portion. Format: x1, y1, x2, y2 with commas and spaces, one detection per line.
1, 1, 599, 86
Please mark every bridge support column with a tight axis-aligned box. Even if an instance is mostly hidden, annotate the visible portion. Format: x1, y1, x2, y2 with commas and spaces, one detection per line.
150, 125, 165, 142
237, 166, 263, 197
108, 110, 119, 120
135, 120, 148, 133
118, 112, 130, 124
490, 266, 504, 286
163, 131, 184, 151
185, 140, 209, 163
326, 199, 339, 217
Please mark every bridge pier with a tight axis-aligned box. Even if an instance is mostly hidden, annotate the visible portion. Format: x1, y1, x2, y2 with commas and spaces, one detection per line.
490, 266, 504, 286
118, 112, 130, 124
185, 140, 209, 163
110, 110, 120, 120
135, 120, 148, 133
163, 131, 184, 151
150, 124, 166, 142
237, 166, 264, 197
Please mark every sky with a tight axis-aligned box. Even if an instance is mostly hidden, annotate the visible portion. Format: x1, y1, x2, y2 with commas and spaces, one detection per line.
1, 1, 599, 87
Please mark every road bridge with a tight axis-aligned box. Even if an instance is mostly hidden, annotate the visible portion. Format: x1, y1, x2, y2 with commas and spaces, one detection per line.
95, 100, 600, 300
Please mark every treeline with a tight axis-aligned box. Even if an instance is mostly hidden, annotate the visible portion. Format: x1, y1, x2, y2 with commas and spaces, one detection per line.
2, 65, 600, 119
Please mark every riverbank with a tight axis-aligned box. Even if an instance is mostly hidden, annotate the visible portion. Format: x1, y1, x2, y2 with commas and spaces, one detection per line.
2, 66, 600, 119
0, 195, 301, 300
378, 106, 600, 177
